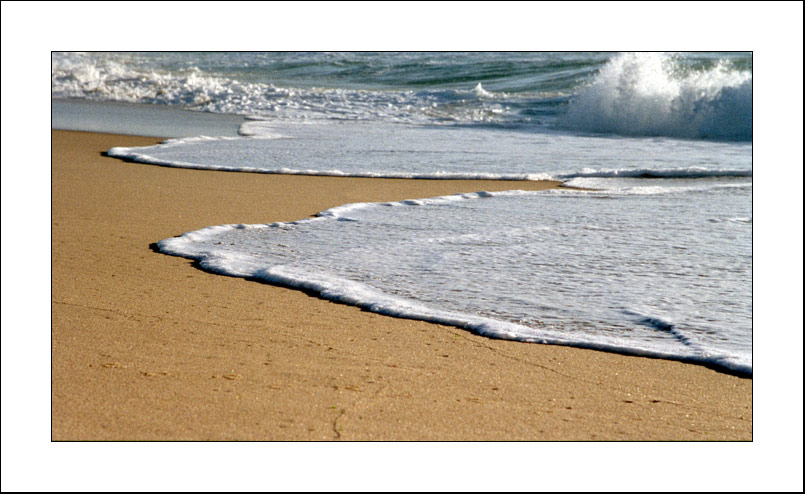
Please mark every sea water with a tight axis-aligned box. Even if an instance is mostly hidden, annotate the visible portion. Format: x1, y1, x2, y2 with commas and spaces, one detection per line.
53, 52, 752, 375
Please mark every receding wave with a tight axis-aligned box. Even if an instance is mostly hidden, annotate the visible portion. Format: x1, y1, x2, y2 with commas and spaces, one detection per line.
560, 53, 752, 141
156, 191, 751, 376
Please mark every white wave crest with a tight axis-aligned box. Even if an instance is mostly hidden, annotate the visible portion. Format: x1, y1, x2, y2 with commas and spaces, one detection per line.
561, 52, 752, 141
52, 53, 517, 125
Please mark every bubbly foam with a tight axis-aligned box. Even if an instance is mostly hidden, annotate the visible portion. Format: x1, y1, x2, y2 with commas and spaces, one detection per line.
157, 189, 752, 376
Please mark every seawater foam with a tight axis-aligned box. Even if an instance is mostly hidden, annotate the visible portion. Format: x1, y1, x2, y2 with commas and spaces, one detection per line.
52, 53, 251, 111
52, 53, 537, 127
157, 189, 752, 376
561, 52, 752, 141
107, 118, 751, 184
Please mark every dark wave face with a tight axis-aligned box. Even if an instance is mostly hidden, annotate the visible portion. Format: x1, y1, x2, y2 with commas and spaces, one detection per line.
52, 52, 752, 141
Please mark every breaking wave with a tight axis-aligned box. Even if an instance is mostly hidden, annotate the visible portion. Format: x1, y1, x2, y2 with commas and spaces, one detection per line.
560, 52, 752, 141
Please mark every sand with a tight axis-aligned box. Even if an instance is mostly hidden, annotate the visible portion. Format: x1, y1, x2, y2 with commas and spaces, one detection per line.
51, 129, 751, 441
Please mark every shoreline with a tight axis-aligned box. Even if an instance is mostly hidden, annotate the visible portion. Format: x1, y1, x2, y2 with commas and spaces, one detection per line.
51, 129, 751, 440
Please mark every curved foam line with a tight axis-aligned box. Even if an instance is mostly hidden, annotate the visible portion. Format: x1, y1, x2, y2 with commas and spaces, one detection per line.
155, 192, 752, 377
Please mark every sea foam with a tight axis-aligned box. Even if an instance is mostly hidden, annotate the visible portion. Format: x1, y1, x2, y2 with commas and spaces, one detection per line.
106, 118, 751, 186
156, 189, 752, 376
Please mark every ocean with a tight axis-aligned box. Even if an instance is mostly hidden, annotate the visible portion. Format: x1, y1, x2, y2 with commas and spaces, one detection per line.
52, 51, 753, 375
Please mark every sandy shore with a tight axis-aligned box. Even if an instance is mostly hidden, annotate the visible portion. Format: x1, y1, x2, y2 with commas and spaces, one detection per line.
51, 129, 751, 441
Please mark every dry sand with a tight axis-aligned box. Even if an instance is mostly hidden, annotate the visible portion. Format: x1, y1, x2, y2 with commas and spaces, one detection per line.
51, 129, 751, 441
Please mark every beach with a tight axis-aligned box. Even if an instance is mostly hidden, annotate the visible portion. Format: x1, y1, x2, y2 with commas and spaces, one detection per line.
51, 129, 752, 441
